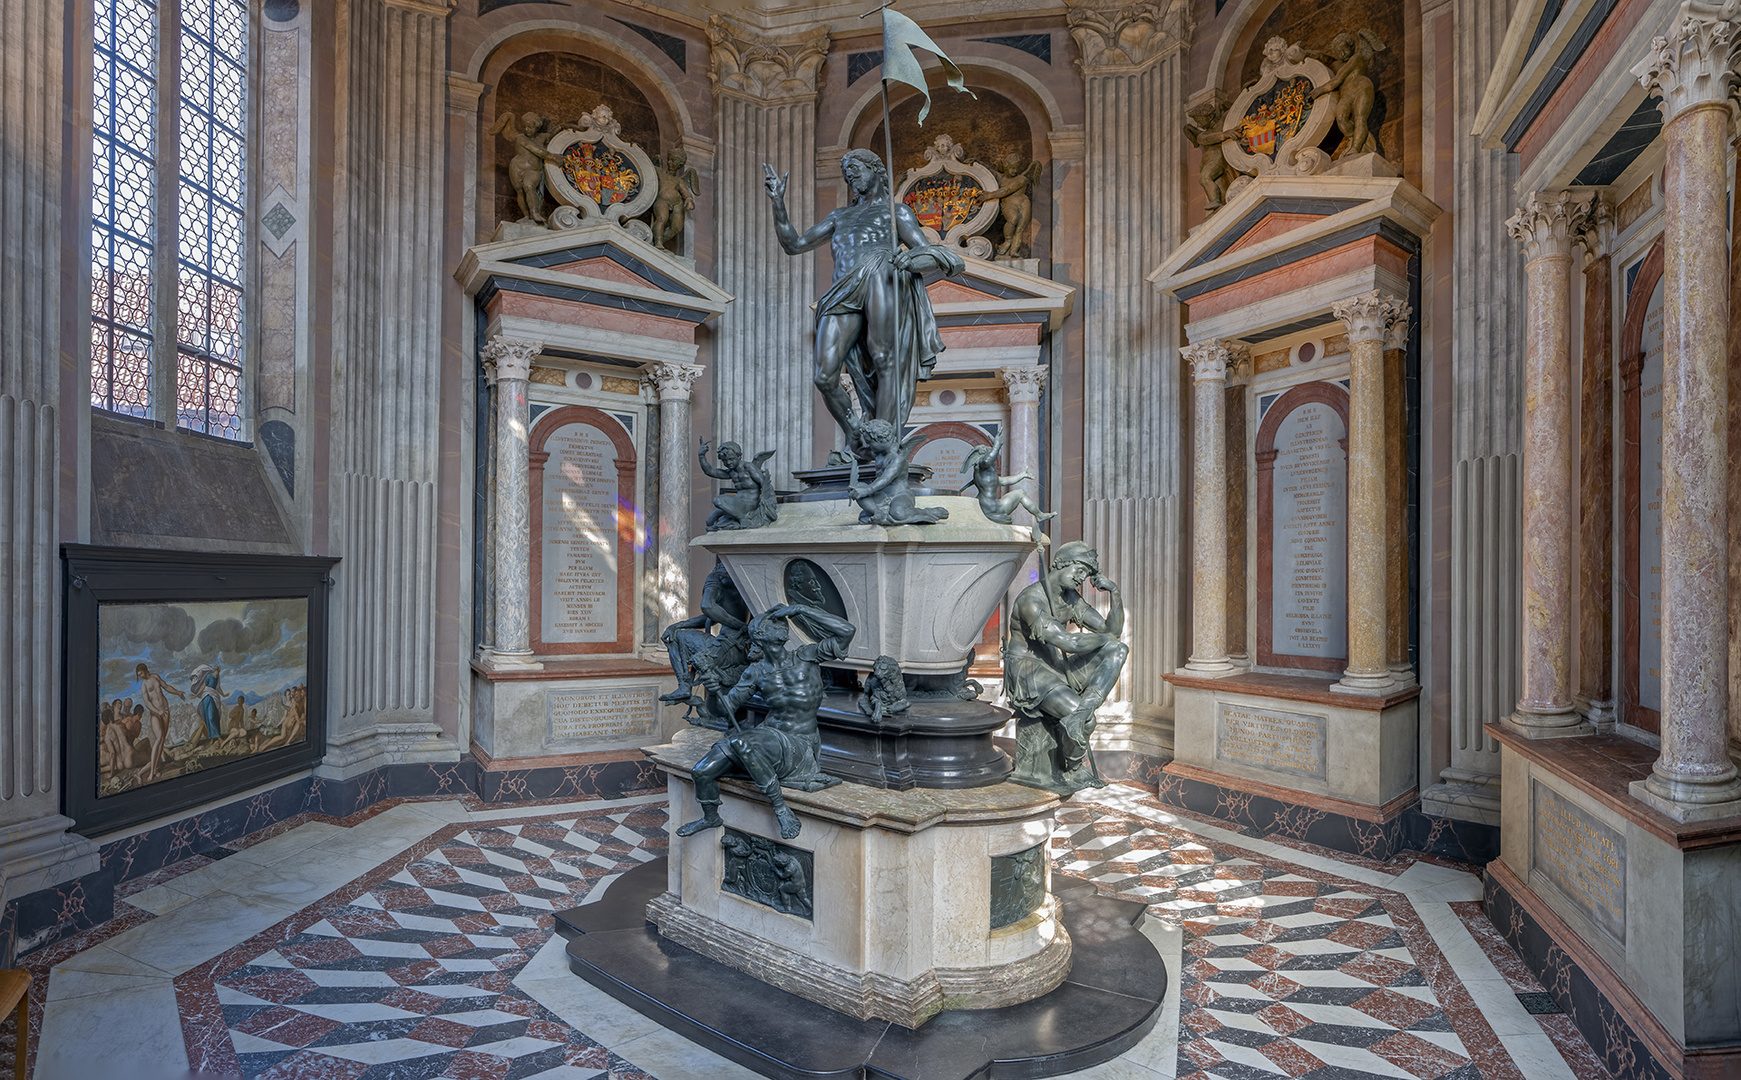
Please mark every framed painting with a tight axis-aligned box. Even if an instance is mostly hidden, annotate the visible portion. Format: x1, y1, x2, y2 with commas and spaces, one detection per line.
62, 545, 339, 836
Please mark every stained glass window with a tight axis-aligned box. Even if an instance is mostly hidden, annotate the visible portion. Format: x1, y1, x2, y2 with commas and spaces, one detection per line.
91, 0, 249, 441
90, 0, 159, 419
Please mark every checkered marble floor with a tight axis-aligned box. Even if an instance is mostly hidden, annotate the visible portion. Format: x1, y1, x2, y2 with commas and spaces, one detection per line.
176, 805, 669, 1080
1053, 804, 1516, 1080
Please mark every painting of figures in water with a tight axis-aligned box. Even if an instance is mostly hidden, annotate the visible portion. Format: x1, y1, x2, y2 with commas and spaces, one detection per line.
97, 598, 310, 798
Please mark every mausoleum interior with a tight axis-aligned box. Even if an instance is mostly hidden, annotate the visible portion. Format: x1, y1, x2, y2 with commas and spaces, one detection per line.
2, 0, 1739, 1077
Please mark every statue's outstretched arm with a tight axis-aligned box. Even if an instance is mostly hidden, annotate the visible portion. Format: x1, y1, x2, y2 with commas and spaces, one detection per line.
764, 164, 834, 254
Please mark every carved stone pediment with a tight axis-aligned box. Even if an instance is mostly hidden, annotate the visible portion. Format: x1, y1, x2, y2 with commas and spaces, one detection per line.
893, 135, 1003, 260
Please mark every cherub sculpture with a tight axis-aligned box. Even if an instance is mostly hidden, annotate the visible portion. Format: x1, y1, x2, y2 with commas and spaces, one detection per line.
847, 418, 948, 526
650, 144, 699, 251
660, 559, 751, 728
675, 603, 855, 840
489, 111, 565, 225
1307, 29, 1387, 159
985, 153, 1043, 260
1003, 541, 1128, 795
858, 655, 911, 725
1184, 95, 1239, 212
957, 429, 1056, 528
700, 439, 778, 531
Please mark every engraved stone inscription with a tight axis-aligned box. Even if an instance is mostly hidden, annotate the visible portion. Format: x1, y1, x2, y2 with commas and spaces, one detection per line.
721, 828, 813, 919
1270, 400, 1348, 660
1532, 781, 1626, 942
541, 422, 621, 644
546, 685, 658, 743
1215, 702, 1327, 780
1638, 280, 1663, 711
911, 434, 977, 486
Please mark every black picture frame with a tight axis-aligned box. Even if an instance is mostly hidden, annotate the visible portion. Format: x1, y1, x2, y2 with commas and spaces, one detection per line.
62, 544, 339, 837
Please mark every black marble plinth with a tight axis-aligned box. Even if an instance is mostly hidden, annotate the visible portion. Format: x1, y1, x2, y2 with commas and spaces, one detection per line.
816, 691, 1013, 789
782, 463, 943, 503
557, 858, 1167, 1080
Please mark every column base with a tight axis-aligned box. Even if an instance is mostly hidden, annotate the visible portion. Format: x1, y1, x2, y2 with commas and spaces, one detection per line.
0, 815, 101, 904
1577, 697, 1617, 731
1387, 663, 1417, 688
1630, 773, 1741, 823
476, 648, 543, 671
1500, 707, 1592, 739
1420, 769, 1501, 827
1180, 657, 1239, 678
1331, 669, 1397, 696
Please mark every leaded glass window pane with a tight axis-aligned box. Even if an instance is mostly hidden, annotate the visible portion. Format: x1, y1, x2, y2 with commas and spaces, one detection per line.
90, 0, 158, 419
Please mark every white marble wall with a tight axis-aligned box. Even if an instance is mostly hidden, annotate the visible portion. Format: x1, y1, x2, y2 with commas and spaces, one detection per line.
1069, 1, 1191, 754
708, 19, 828, 491
0, 0, 99, 902
324, 0, 458, 775
1423, 0, 1525, 824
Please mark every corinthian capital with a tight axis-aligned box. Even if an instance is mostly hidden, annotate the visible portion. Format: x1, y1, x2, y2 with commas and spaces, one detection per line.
1331, 291, 1410, 345
1065, 0, 1192, 71
481, 335, 543, 384
1633, 7, 1741, 123
1506, 190, 1595, 263
1181, 340, 1247, 382
1576, 194, 1615, 264
1001, 365, 1049, 403
645, 361, 704, 402
708, 16, 830, 100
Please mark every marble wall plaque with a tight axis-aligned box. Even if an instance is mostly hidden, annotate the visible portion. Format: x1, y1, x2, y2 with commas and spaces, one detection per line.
912, 434, 976, 485
545, 685, 658, 743
1215, 702, 1327, 780
1269, 399, 1348, 661
1637, 280, 1663, 712
540, 422, 620, 644
1532, 781, 1626, 942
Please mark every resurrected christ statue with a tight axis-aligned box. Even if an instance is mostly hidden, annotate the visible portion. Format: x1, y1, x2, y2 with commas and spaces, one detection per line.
763, 149, 966, 450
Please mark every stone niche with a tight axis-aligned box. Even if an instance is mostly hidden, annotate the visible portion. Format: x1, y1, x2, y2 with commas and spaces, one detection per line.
459, 220, 732, 763
1153, 173, 1439, 822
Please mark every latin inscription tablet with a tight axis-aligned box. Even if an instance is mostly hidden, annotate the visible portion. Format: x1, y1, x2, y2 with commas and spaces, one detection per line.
1270, 400, 1348, 661
541, 422, 620, 644
1215, 702, 1327, 780
546, 685, 658, 744
1532, 780, 1626, 942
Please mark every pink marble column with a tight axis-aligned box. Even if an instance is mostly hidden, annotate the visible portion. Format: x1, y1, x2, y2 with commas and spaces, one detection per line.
1182, 341, 1244, 676
1000, 365, 1048, 528
1502, 190, 1593, 737
1578, 200, 1616, 728
1331, 292, 1410, 695
481, 335, 544, 669
646, 361, 704, 632
1631, 14, 1741, 816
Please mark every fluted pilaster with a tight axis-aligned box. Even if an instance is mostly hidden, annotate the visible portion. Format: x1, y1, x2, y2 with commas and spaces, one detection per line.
326, 0, 455, 770
0, 0, 95, 913
708, 17, 827, 490
1426, 0, 1526, 822
1069, 0, 1192, 739
647, 361, 704, 631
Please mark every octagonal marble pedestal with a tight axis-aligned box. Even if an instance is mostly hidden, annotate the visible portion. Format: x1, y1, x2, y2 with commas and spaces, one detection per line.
643, 727, 1070, 1028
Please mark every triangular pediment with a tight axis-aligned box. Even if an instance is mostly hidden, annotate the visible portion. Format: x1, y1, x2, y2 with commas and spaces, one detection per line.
923, 257, 1075, 331
456, 220, 732, 316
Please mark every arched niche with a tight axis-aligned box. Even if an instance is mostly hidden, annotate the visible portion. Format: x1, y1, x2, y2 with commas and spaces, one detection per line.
528, 406, 639, 656
1255, 380, 1350, 672
1619, 237, 1665, 737
474, 27, 693, 241
908, 420, 995, 488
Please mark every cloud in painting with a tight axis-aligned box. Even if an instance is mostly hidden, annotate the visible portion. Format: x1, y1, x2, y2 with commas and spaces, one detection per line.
103, 604, 197, 653
198, 604, 285, 661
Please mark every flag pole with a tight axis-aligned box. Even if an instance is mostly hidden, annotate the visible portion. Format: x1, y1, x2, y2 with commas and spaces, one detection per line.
865, 0, 903, 450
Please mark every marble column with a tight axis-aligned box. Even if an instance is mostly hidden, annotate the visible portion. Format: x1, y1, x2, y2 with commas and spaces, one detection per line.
1631, 14, 1741, 817
0, 0, 99, 922
707, 17, 827, 490
647, 361, 704, 632
1501, 191, 1592, 737
324, 0, 458, 773
481, 336, 542, 669
1001, 366, 1047, 526
1384, 328, 1412, 686
1577, 199, 1616, 728
1423, 0, 1527, 822
1182, 341, 1241, 676
1332, 291, 1410, 695
1069, 0, 1192, 737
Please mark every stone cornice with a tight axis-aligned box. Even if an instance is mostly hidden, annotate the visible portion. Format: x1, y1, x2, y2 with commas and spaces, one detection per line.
708, 15, 830, 101
1505, 189, 1595, 264
1633, 10, 1741, 125
1065, 0, 1192, 73
1331, 291, 1410, 346
482, 335, 543, 384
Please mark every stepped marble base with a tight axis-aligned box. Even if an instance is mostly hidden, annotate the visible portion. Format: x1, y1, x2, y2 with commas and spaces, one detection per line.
558, 858, 1167, 1080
